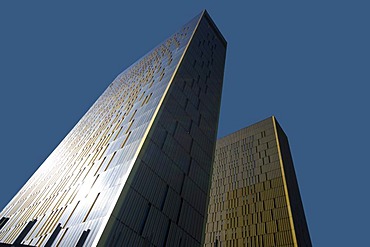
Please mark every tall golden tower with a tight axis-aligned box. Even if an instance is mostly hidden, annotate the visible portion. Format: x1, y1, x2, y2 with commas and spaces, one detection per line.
204, 117, 311, 247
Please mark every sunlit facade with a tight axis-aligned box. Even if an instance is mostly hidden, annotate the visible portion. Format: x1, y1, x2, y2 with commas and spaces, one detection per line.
0, 11, 226, 246
204, 117, 312, 247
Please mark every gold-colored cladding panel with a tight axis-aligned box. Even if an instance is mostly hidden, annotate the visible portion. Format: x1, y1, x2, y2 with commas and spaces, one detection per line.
204, 117, 297, 247
0, 14, 200, 246
272, 116, 297, 247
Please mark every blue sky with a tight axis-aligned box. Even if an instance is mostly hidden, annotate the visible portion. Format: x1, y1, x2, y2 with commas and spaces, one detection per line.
0, 1, 369, 246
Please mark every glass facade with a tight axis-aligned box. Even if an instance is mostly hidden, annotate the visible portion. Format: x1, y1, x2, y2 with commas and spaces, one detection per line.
0, 11, 226, 247
204, 117, 312, 247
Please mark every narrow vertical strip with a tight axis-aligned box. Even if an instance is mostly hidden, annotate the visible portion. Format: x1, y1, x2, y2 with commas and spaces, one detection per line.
83, 193, 100, 222
13, 219, 37, 245
44, 223, 62, 247
0, 217, 9, 231
76, 229, 91, 247
272, 116, 298, 246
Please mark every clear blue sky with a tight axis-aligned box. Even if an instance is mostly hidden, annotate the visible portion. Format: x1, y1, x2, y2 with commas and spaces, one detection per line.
0, 1, 369, 246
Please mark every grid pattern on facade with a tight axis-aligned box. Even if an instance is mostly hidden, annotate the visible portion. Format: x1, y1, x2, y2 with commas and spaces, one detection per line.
0, 13, 202, 247
204, 117, 311, 247
99, 12, 227, 247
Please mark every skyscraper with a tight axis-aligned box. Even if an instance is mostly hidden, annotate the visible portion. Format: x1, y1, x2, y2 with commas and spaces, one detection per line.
0, 11, 226, 246
204, 117, 312, 247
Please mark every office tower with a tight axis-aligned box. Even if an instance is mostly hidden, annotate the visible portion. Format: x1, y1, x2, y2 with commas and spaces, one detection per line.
0, 11, 226, 246
204, 117, 312, 247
